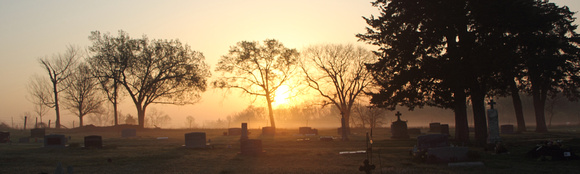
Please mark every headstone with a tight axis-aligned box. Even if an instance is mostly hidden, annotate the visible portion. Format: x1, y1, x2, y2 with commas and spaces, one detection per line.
429, 123, 441, 133
500, 124, 515, 134
240, 139, 263, 155
31, 128, 45, 138
440, 124, 450, 136
0, 131, 9, 143
121, 129, 137, 138
408, 128, 421, 135
262, 127, 275, 136
241, 123, 248, 140
84, 135, 102, 148
391, 111, 409, 139
427, 147, 469, 162
44, 134, 66, 148
487, 100, 501, 144
416, 134, 449, 151
228, 128, 242, 136
184, 132, 206, 148
299, 127, 318, 135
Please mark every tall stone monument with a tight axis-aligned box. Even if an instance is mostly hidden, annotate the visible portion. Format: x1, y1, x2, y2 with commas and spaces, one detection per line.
487, 100, 501, 144
391, 111, 409, 139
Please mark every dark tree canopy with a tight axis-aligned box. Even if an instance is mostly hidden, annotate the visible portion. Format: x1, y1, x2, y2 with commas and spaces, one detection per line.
89, 31, 211, 128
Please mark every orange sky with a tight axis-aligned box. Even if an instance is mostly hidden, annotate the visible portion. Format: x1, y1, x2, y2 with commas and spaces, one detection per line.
0, 0, 578, 128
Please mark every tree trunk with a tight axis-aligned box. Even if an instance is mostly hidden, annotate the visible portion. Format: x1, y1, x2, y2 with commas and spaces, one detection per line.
265, 94, 276, 128
52, 80, 61, 129
532, 83, 548, 132
453, 87, 470, 144
137, 105, 146, 128
113, 82, 119, 126
471, 89, 488, 146
510, 79, 526, 132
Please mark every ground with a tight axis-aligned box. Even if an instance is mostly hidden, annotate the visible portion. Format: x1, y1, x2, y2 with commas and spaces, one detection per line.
0, 126, 579, 174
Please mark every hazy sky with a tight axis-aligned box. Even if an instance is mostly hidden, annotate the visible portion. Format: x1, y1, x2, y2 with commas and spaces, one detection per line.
1, 0, 579, 128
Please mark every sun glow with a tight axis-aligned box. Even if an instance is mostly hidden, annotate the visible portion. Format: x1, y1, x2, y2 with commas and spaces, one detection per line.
273, 85, 291, 107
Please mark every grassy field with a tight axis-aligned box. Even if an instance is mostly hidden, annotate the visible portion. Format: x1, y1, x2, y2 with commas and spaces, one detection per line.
1, 126, 579, 174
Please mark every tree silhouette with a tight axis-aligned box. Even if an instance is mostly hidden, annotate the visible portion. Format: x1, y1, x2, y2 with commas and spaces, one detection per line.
88, 31, 211, 128
300, 44, 375, 140
62, 63, 104, 127
213, 39, 299, 128
38, 46, 80, 129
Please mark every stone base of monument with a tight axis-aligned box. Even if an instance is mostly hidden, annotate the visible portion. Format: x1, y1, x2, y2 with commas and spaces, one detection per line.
240, 139, 264, 155
262, 127, 275, 136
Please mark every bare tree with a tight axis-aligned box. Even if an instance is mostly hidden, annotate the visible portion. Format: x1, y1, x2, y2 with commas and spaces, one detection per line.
27, 75, 51, 125
146, 108, 171, 128
300, 44, 375, 140
88, 31, 211, 128
185, 115, 196, 129
214, 39, 299, 128
62, 63, 104, 127
38, 46, 80, 128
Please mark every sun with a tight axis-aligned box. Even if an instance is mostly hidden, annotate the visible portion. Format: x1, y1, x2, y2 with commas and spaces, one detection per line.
273, 85, 291, 107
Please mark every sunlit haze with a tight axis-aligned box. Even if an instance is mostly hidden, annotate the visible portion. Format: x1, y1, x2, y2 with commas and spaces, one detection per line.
1, 0, 579, 128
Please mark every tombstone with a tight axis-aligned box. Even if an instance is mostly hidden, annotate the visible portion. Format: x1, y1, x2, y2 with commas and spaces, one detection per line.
84, 135, 102, 148
44, 134, 66, 148
262, 127, 275, 136
0, 131, 9, 143
299, 127, 318, 135
121, 129, 137, 138
319, 136, 334, 141
31, 128, 45, 138
407, 128, 422, 135
429, 123, 441, 133
501, 124, 515, 134
241, 123, 248, 140
427, 147, 469, 163
391, 111, 409, 139
487, 100, 501, 144
228, 128, 242, 136
184, 132, 206, 148
416, 134, 449, 151
440, 124, 450, 136
240, 139, 263, 155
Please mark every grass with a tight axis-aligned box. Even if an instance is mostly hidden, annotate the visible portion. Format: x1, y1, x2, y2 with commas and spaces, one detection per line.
1, 126, 579, 174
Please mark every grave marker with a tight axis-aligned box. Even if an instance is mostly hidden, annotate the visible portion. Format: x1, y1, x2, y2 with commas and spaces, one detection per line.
84, 135, 102, 148
299, 127, 318, 135
184, 132, 206, 148
429, 123, 441, 133
44, 134, 66, 148
121, 129, 137, 138
487, 100, 501, 144
0, 131, 9, 143
241, 123, 248, 140
440, 124, 450, 136
391, 111, 409, 139
31, 128, 45, 138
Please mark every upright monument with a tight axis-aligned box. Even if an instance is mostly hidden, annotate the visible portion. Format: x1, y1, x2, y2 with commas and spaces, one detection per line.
391, 111, 409, 139
487, 100, 501, 144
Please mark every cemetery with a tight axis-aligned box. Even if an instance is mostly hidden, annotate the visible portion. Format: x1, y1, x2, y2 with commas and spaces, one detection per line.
0, 124, 578, 173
